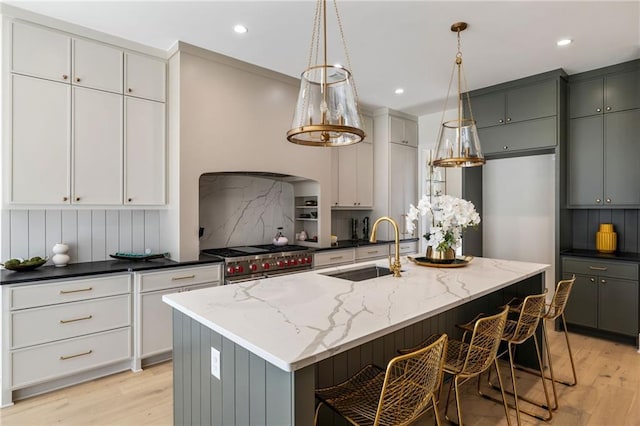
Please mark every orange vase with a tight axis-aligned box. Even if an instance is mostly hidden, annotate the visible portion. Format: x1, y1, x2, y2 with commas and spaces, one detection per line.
596, 223, 617, 253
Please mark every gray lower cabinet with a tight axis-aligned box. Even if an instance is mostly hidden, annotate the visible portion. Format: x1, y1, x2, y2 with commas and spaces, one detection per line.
562, 257, 639, 337
568, 109, 640, 206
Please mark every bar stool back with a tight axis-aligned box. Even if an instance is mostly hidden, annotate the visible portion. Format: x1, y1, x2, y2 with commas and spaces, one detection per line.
314, 333, 448, 426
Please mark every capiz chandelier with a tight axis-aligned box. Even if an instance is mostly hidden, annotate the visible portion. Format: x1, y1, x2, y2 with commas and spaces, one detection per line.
286, 0, 365, 147
432, 22, 485, 167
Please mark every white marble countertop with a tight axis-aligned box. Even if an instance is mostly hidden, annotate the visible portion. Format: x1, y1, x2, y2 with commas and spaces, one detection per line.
163, 256, 549, 372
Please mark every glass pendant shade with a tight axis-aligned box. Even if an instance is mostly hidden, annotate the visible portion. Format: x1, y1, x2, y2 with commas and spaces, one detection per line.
433, 118, 484, 167
287, 0, 365, 147
432, 22, 485, 168
287, 65, 364, 146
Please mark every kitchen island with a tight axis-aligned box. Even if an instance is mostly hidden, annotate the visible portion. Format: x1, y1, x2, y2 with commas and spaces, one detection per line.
163, 256, 548, 425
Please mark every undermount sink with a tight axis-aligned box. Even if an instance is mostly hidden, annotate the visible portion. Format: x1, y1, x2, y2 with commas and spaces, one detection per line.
322, 266, 393, 282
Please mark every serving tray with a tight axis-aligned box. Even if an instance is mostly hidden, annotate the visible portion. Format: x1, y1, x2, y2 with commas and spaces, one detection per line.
408, 255, 473, 268
109, 252, 168, 261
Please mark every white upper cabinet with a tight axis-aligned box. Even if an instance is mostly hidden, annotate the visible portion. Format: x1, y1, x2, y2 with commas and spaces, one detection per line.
10, 74, 70, 204
11, 21, 71, 83
331, 114, 374, 208
72, 38, 123, 93
72, 87, 123, 205
7, 19, 167, 206
125, 53, 166, 102
125, 97, 166, 205
389, 115, 418, 146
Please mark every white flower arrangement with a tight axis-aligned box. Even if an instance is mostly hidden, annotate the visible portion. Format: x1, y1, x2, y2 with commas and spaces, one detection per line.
406, 195, 480, 252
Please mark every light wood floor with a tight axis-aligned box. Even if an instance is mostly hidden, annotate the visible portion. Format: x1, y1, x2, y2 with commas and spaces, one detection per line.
1, 324, 638, 425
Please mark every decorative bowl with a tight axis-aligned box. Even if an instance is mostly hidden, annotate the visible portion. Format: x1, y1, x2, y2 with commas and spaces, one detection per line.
2, 257, 48, 272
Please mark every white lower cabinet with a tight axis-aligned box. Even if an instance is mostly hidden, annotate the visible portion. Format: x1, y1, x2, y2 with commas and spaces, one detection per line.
11, 328, 131, 389
133, 264, 222, 369
314, 249, 356, 268
355, 245, 390, 262
398, 241, 419, 255
2, 273, 132, 406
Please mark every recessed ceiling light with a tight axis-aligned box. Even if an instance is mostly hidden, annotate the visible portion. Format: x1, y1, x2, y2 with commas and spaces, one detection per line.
395, 88, 404, 95
557, 39, 572, 46
234, 24, 248, 34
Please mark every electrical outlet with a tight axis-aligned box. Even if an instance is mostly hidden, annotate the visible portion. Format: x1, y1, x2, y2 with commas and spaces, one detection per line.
211, 347, 220, 379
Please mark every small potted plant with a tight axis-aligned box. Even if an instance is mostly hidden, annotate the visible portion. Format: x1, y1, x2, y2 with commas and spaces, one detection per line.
406, 195, 480, 263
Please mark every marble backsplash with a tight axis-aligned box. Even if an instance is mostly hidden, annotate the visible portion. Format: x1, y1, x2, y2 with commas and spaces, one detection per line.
199, 174, 294, 249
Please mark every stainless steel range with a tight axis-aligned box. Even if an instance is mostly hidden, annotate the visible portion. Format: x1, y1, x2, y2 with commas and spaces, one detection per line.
201, 244, 314, 284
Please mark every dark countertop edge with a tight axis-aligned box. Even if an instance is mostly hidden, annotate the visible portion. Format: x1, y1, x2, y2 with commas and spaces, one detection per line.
0, 257, 223, 285
314, 238, 420, 252
560, 249, 640, 262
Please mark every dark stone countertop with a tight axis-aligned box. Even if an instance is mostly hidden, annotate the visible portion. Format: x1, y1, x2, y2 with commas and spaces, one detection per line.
0, 257, 223, 285
314, 238, 419, 252
561, 248, 640, 262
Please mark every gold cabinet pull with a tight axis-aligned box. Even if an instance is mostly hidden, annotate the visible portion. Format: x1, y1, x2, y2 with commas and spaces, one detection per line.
60, 287, 93, 295
62, 74, 68, 80
589, 266, 608, 271
128, 88, 133, 93
62, 196, 68, 201
60, 315, 93, 324
60, 349, 93, 360
171, 274, 195, 281
75, 77, 81, 82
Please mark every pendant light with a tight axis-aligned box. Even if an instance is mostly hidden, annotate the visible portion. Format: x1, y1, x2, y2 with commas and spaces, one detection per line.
287, 0, 365, 147
432, 22, 485, 167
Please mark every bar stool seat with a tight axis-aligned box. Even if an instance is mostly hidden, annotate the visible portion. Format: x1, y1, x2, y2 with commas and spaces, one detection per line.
314, 334, 448, 426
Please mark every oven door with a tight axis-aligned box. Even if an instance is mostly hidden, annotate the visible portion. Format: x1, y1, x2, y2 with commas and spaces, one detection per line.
225, 273, 267, 285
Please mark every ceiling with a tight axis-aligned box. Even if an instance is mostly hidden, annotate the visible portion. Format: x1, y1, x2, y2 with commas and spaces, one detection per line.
4, 1, 640, 115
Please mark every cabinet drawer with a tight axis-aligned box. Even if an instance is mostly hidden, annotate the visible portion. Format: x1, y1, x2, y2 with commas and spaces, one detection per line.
562, 257, 638, 280
356, 245, 389, 261
11, 327, 131, 389
10, 275, 130, 310
314, 249, 355, 268
11, 294, 131, 349
399, 241, 419, 255
138, 264, 221, 292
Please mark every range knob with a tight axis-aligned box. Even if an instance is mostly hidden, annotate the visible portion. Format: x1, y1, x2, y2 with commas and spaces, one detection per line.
235, 265, 244, 274
262, 262, 270, 270
249, 264, 258, 272
306, 256, 313, 264
277, 260, 285, 268
227, 266, 235, 274
299, 258, 306, 265
291, 259, 298, 266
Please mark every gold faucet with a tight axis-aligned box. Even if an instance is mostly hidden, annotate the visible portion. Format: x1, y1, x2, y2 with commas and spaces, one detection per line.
369, 216, 402, 277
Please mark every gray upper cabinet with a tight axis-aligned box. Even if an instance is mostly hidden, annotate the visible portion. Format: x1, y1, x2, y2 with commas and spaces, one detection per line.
569, 69, 640, 119
467, 72, 564, 157
471, 78, 557, 129
568, 62, 640, 207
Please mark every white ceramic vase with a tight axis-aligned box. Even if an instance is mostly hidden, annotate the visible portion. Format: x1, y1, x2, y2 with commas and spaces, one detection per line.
52, 243, 70, 267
